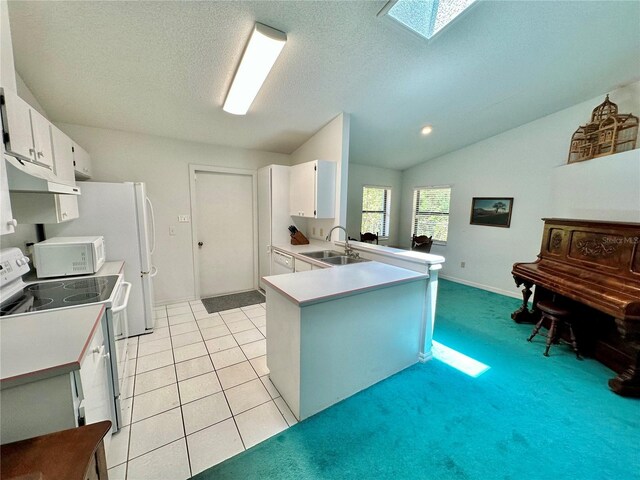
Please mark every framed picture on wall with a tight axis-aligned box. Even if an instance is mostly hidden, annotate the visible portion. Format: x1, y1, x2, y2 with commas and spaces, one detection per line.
470, 197, 514, 228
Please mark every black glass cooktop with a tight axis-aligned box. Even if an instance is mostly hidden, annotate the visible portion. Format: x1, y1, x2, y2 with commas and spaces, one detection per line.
0, 275, 119, 317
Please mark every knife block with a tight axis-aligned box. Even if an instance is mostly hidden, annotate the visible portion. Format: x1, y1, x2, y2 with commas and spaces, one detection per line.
291, 231, 310, 245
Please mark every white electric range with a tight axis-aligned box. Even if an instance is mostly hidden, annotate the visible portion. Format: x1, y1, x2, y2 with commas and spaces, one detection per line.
0, 247, 132, 440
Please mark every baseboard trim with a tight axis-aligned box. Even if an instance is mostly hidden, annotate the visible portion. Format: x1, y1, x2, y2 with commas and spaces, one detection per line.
439, 274, 522, 300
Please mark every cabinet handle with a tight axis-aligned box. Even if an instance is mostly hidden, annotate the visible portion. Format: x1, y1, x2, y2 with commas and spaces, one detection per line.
8, 219, 17, 227
28, 148, 35, 156
37, 151, 44, 158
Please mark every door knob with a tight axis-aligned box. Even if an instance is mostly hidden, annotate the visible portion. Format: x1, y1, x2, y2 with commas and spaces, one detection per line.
198, 242, 203, 248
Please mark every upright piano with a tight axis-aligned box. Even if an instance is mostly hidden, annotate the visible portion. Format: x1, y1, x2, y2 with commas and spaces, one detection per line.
511, 218, 640, 397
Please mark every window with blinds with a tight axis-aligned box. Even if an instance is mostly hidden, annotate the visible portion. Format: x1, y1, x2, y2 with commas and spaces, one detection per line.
361, 186, 391, 237
412, 186, 451, 243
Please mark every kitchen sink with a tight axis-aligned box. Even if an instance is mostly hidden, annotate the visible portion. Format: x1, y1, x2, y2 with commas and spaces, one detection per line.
320, 256, 370, 266
301, 250, 344, 259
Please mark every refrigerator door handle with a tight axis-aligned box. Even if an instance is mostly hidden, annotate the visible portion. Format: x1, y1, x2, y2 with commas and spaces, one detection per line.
146, 196, 157, 255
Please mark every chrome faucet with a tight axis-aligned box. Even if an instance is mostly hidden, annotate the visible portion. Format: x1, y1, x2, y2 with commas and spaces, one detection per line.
326, 226, 359, 258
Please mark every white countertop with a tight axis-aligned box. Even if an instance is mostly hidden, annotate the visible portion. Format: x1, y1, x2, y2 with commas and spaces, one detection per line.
263, 261, 428, 307
0, 261, 125, 389
1, 304, 105, 389
272, 240, 445, 268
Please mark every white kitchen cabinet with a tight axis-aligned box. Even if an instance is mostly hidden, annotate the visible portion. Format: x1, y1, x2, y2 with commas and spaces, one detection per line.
73, 144, 92, 179
294, 258, 313, 272
51, 126, 79, 221
9, 126, 80, 224
0, 158, 16, 235
29, 109, 54, 170
0, 312, 113, 445
1, 88, 37, 162
289, 160, 336, 218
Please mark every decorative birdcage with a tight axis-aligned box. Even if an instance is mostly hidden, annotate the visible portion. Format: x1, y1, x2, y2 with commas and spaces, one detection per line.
568, 95, 639, 163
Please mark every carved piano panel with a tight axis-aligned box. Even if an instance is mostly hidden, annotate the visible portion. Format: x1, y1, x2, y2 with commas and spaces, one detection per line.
512, 218, 640, 397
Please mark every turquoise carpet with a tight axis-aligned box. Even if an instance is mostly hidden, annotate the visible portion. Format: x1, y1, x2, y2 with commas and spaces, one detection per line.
192, 279, 640, 480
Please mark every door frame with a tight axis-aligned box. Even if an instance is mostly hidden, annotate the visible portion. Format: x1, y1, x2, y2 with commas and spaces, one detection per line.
189, 164, 259, 300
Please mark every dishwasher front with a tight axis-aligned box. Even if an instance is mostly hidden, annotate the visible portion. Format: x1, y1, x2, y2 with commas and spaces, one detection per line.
271, 250, 294, 275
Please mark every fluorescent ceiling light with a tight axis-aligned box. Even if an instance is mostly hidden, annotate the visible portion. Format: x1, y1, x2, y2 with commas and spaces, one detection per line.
432, 340, 490, 377
382, 0, 476, 40
223, 23, 287, 115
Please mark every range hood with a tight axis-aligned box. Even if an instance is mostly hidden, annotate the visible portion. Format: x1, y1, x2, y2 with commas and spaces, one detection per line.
4, 155, 80, 195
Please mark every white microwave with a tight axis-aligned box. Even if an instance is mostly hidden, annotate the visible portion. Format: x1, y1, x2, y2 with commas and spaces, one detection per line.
34, 236, 106, 278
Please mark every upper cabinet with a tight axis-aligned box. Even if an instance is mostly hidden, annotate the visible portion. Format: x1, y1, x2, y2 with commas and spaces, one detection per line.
1, 89, 37, 162
10, 125, 80, 224
73, 144, 92, 179
289, 160, 336, 218
0, 158, 16, 235
29, 109, 54, 170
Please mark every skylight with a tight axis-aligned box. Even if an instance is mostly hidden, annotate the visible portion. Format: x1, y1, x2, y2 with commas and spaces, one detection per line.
386, 0, 476, 40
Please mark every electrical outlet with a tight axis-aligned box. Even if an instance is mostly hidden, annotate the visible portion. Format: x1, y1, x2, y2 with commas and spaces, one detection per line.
178, 215, 190, 223
460, 261, 466, 268
169, 226, 176, 236
320, 228, 324, 237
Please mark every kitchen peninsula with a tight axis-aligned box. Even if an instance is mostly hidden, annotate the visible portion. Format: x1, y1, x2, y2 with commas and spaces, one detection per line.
263, 243, 444, 421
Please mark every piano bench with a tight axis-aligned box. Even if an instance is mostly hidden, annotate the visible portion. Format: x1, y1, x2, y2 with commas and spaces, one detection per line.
527, 300, 581, 360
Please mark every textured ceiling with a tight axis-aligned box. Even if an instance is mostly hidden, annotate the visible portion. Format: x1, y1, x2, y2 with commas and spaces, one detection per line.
8, 1, 640, 170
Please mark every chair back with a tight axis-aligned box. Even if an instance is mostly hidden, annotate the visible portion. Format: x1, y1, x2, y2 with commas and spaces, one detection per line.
360, 232, 379, 244
412, 235, 433, 253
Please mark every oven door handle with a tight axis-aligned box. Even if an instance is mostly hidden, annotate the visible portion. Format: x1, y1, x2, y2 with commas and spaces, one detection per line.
112, 282, 132, 314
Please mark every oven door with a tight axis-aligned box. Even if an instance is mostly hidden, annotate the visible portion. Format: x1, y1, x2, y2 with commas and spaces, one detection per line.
106, 279, 132, 430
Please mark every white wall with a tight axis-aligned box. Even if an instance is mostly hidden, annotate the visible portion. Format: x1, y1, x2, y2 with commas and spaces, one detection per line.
399, 81, 640, 297
56, 123, 290, 304
290, 113, 350, 241
1, 0, 16, 92
346, 163, 403, 246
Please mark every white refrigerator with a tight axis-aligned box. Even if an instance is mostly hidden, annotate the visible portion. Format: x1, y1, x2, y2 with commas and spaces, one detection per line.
46, 181, 157, 336
258, 165, 297, 289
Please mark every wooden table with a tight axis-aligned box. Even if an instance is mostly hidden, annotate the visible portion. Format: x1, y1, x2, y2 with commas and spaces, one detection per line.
1, 420, 111, 480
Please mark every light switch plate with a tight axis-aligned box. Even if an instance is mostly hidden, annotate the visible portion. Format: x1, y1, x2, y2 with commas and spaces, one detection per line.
178, 215, 190, 223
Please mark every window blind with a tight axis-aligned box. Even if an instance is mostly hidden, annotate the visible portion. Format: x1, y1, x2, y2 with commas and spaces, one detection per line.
361, 186, 391, 236
412, 186, 451, 242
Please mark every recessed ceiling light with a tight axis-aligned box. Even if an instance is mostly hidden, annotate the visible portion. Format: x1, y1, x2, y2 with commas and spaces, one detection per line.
421, 125, 433, 135
223, 23, 287, 116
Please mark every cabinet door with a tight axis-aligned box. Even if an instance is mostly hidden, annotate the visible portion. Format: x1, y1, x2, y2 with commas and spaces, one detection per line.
294, 258, 313, 272
73, 144, 92, 179
1, 89, 35, 161
50, 125, 76, 182
55, 194, 79, 222
29, 109, 54, 170
0, 158, 16, 234
289, 161, 316, 217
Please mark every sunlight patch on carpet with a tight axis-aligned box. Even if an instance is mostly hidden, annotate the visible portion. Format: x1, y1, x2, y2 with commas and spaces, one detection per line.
432, 340, 490, 377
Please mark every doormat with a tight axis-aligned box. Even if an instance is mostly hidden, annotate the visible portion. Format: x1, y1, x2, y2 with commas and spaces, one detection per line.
201, 290, 265, 314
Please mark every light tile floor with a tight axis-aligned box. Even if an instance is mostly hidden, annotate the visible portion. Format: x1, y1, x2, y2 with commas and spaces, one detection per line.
106, 300, 296, 479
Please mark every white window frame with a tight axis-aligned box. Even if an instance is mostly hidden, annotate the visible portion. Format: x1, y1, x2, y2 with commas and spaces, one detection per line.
411, 185, 451, 245
361, 185, 392, 238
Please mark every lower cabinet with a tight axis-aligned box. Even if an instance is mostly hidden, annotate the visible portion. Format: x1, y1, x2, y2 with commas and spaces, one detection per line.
294, 258, 313, 272
0, 313, 113, 448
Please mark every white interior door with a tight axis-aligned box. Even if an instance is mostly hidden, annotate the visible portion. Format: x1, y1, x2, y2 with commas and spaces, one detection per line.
195, 170, 255, 298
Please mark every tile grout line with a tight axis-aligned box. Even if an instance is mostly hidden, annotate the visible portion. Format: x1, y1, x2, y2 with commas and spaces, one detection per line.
196, 301, 249, 454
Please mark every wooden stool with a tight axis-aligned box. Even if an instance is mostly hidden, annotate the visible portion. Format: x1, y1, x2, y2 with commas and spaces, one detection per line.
528, 300, 581, 359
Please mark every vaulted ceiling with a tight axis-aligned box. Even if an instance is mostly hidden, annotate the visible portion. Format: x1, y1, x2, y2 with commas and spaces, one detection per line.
8, 1, 640, 170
